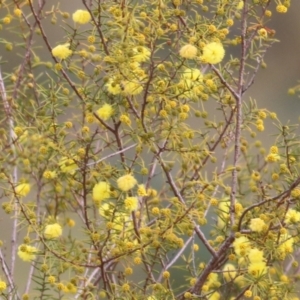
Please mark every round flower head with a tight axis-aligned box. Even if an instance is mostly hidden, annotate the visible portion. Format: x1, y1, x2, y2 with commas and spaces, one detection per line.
217, 200, 230, 229
44, 223, 62, 239
132, 46, 151, 62
0, 280, 6, 292
97, 104, 113, 121
105, 77, 122, 95
248, 248, 265, 263
182, 68, 203, 82
179, 44, 198, 59
208, 291, 220, 300
278, 235, 294, 258
18, 244, 38, 262
223, 263, 237, 282
92, 181, 110, 202
285, 209, 300, 224
248, 261, 267, 277
249, 218, 265, 232
99, 202, 129, 231
201, 42, 225, 64
124, 196, 138, 211
72, 10, 91, 24
59, 157, 77, 174
52, 44, 72, 60
15, 183, 31, 197
233, 236, 251, 256
123, 81, 143, 95
117, 174, 137, 192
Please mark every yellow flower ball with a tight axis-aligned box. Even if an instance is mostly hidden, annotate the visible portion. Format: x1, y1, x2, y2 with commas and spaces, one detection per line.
249, 218, 265, 232
72, 10, 91, 24
15, 183, 31, 197
223, 263, 237, 282
120, 114, 131, 125
3, 17, 11, 24
18, 244, 38, 262
92, 182, 110, 202
97, 104, 113, 121
67, 218, 75, 227
137, 184, 148, 196
43, 170, 57, 179
123, 81, 143, 95
52, 44, 72, 60
201, 42, 225, 64
179, 44, 198, 59
105, 78, 122, 95
59, 157, 77, 174
124, 196, 138, 211
132, 46, 151, 62
182, 68, 203, 81
266, 153, 280, 163
244, 290, 252, 298
209, 291, 220, 300
117, 174, 137, 192
248, 261, 267, 277
285, 209, 300, 224
0, 280, 6, 292
44, 223, 62, 239
233, 236, 251, 256
14, 9, 22, 17
276, 5, 287, 13
248, 248, 265, 263
236, 1, 244, 10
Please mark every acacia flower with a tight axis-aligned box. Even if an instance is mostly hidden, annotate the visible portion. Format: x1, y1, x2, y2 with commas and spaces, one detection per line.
137, 184, 148, 196
117, 174, 137, 192
15, 183, 31, 197
278, 234, 294, 258
270, 146, 278, 154
123, 81, 143, 95
223, 263, 237, 282
248, 261, 267, 277
266, 153, 280, 163
182, 68, 203, 81
72, 10, 91, 24
208, 291, 220, 300
276, 5, 287, 13
43, 170, 57, 179
99, 202, 129, 231
92, 181, 110, 202
201, 42, 225, 64
179, 44, 198, 59
248, 248, 265, 263
249, 218, 265, 232
132, 46, 151, 62
44, 223, 62, 239
120, 114, 131, 125
59, 157, 77, 174
14, 9, 22, 17
52, 44, 72, 60
105, 78, 122, 95
124, 196, 138, 211
233, 236, 251, 256
217, 200, 230, 228
18, 244, 38, 262
97, 104, 113, 120
0, 280, 6, 292
237, 1, 244, 9
285, 209, 300, 224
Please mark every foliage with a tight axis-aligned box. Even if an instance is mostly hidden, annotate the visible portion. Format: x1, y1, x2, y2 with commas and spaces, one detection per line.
0, 0, 299, 299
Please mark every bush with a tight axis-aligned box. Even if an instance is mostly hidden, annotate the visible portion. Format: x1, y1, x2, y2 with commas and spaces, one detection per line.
0, 0, 299, 299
